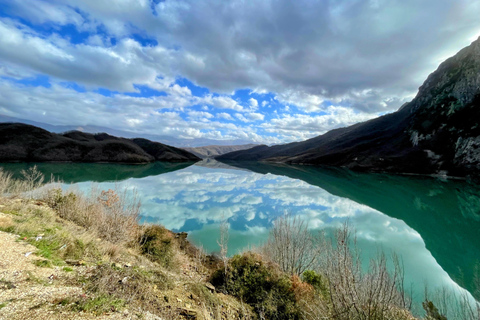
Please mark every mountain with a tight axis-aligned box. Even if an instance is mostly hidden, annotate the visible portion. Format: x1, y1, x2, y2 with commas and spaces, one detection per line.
0, 115, 254, 148
0, 123, 200, 163
182, 144, 259, 158
218, 37, 480, 178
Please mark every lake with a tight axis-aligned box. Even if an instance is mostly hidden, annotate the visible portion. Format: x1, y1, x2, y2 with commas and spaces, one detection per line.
2, 160, 480, 313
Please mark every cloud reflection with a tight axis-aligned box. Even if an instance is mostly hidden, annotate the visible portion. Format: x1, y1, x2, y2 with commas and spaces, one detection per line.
66, 161, 474, 310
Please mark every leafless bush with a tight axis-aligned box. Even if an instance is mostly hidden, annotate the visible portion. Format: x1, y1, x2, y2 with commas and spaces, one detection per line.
0, 166, 45, 196
320, 223, 412, 320
217, 217, 229, 277
425, 286, 480, 320
45, 186, 140, 244
261, 213, 325, 276
260, 217, 413, 319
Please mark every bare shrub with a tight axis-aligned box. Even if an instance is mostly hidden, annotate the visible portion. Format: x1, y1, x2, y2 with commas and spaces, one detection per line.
217, 217, 229, 277
321, 223, 412, 320
0, 166, 45, 196
425, 286, 480, 320
45, 186, 140, 244
0, 168, 13, 195
261, 213, 324, 276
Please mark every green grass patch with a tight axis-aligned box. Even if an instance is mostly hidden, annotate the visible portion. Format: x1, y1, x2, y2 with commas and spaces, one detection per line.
0, 302, 7, 310
33, 259, 53, 268
62, 267, 74, 272
72, 295, 124, 315
0, 225, 15, 233
1, 210, 20, 216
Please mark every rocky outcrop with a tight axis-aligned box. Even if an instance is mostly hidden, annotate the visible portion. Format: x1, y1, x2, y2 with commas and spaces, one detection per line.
218, 37, 480, 178
0, 123, 201, 163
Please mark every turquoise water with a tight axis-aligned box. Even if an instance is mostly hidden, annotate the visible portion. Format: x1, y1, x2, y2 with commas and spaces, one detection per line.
2, 160, 479, 311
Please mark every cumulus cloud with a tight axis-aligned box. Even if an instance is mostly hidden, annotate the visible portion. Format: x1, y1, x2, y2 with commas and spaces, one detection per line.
249, 97, 258, 109
235, 112, 265, 122
217, 112, 234, 121
201, 95, 243, 111
262, 106, 377, 141
187, 111, 214, 121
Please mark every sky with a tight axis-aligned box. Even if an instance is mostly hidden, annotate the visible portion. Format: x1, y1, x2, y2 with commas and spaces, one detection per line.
0, 0, 479, 146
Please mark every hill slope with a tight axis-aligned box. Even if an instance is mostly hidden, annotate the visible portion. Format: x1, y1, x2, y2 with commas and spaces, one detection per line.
182, 144, 258, 158
218, 37, 480, 177
0, 123, 201, 163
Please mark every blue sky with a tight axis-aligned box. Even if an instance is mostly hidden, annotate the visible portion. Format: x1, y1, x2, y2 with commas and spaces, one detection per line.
0, 0, 479, 146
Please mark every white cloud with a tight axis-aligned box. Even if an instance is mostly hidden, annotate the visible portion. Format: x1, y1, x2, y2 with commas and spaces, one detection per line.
2, 0, 480, 115
187, 111, 214, 121
261, 106, 377, 141
217, 112, 233, 120
201, 95, 243, 111
235, 112, 265, 122
249, 97, 258, 109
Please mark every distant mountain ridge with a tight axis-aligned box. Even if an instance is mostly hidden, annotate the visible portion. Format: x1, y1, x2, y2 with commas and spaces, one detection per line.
0, 123, 200, 163
182, 144, 259, 158
0, 115, 254, 148
218, 36, 480, 178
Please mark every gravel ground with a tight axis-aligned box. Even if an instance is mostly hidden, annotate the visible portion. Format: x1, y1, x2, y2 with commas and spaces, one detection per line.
0, 225, 161, 320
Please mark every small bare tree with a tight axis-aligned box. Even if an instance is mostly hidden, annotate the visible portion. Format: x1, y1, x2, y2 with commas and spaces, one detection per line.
217, 217, 229, 279
322, 223, 411, 320
261, 213, 325, 276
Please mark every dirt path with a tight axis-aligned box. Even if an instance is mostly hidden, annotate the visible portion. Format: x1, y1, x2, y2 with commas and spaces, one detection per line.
0, 223, 160, 320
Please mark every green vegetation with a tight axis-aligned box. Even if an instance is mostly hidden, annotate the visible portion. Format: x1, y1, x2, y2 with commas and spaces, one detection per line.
211, 252, 300, 319
61, 294, 125, 315
302, 270, 329, 298
139, 224, 176, 268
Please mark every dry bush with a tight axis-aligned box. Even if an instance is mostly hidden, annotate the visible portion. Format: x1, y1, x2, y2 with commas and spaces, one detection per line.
261, 213, 325, 276
44, 186, 140, 245
320, 224, 412, 320
424, 286, 480, 320
0, 166, 45, 197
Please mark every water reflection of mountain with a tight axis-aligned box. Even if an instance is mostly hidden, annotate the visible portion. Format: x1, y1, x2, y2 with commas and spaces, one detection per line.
221, 161, 480, 300
0, 162, 195, 183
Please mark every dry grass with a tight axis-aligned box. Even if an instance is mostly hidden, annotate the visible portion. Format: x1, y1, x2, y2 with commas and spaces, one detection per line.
0, 166, 45, 197
44, 186, 140, 245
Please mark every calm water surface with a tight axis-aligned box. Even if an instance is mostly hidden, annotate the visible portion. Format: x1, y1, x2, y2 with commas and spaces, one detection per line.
2, 160, 480, 311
